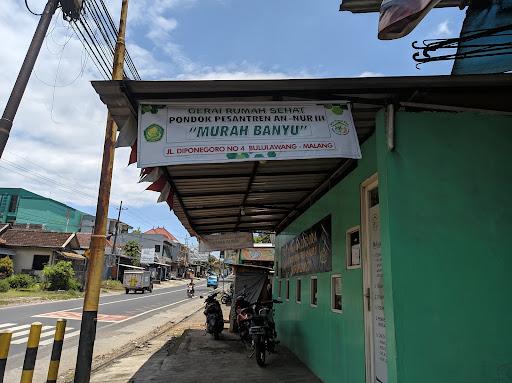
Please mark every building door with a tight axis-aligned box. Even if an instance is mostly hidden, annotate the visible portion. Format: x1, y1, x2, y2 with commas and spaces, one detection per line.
361, 174, 387, 383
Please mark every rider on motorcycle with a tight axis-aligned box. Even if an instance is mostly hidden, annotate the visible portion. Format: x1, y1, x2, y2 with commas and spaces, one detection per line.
188, 278, 195, 295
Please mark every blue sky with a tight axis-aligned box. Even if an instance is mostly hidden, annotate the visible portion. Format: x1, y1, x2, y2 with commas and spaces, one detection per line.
0, 0, 467, 244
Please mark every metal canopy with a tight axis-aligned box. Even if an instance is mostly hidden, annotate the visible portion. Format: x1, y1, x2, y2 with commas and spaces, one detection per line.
91, 75, 512, 236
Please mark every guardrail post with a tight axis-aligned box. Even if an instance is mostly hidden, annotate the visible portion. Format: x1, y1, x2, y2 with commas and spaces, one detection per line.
46, 319, 67, 383
20, 322, 42, 383
0, 331, 12, 383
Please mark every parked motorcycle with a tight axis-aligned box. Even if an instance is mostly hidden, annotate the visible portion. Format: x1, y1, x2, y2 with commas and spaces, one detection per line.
220, 290, 232, 305
234, 293, 253, 343
202, 292, 224, 339
249, 299, 282, 367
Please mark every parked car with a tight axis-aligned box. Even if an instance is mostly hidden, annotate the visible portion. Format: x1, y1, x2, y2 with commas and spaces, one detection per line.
207, 274, 218, 288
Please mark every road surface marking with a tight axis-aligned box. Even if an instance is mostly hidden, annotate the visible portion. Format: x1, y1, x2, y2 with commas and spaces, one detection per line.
10, 325, 53, 338
0, 323, 16, 329
117, 297, 194, 323
38, 284, 205, 315
39, 330, 81, 346
34, 311, 131, 322
6, 324, 76, 345
1, 324, 31, 332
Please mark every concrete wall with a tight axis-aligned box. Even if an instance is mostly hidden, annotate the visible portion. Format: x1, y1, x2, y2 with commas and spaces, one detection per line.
12, 248, 52, 274
376, 111, 512, 383
274, 134, 377, 383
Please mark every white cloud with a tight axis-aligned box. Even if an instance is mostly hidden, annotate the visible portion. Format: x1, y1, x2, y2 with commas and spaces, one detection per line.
0, 2, 155, 212
0, 0, 317, 229
357, 71, 384, 77
430, 20, 452, 38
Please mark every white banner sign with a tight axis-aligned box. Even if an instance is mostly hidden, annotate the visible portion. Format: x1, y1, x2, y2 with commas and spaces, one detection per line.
140, 248, 155, 264
137, 102, 361, 167
198, 232, 254, 252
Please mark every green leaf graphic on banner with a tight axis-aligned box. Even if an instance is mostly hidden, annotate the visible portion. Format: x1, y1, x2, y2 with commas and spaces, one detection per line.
144, 124, 164, 142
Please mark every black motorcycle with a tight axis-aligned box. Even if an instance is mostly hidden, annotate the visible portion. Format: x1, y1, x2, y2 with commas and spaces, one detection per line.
249, 299, 281, 367
202, 292, 224, 340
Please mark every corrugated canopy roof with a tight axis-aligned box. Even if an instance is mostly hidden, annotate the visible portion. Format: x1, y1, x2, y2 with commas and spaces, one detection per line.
91, 75, 512, 236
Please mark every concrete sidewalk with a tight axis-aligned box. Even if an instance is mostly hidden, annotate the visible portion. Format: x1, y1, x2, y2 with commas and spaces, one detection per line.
91, 305, 321, 383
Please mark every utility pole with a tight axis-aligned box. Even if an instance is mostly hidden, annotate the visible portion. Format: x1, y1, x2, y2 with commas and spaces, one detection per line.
74, 1, 129, 382
112, 201, 127, 281
0, 0, 59, 158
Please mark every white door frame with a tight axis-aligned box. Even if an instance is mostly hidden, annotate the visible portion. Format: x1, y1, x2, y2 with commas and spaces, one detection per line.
361, 173, 379, 383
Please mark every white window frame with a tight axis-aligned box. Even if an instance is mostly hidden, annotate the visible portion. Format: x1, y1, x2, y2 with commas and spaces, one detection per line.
331, 274, 342, 313
310, 276, 318, 307
286, 279, 290, 301
346, 225, 362, 270
296, 278, 302, 303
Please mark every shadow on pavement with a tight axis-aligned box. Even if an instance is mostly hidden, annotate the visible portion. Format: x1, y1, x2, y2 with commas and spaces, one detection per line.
128, 329, 321, 383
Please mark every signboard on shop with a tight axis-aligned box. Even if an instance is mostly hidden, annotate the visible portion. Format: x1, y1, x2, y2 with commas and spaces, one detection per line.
198, 232, 254, 252
280, 215, 332, 277
137, 102, 361, 167
140, 248, 155, 264
240, 247, 275, 262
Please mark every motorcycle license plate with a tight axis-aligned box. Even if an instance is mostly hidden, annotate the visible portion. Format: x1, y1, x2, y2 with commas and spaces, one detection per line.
249, 326, 265, 335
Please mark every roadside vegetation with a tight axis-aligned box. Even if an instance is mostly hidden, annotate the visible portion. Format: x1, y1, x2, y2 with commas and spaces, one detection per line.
0, 257, 83, 306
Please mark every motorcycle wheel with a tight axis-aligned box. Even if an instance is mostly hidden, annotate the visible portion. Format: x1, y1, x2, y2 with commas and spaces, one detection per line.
255, 339, 266, 367
214, 332, 220, 340
221, 295, 227, 304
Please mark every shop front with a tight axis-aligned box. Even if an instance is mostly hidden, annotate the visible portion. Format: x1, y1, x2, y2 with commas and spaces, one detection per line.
274, 109, 512, 383
92, 74, 512, 383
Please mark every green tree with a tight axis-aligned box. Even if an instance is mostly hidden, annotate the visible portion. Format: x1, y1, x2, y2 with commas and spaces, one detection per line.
42, 261, 80, 291
123, 240, 141, 267
132, 227, 142, 234
0, 256, 14, 278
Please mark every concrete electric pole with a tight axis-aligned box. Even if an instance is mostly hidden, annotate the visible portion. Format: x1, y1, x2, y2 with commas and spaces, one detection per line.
74, 1, 129, 382
0, 0, 83, 158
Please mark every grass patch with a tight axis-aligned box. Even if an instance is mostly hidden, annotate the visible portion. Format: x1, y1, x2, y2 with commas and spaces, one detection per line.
0, 286, 83, 306
101, 279, 124, 291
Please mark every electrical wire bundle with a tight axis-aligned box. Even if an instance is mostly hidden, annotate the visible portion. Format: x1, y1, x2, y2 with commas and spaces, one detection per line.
71, 0, 141, 80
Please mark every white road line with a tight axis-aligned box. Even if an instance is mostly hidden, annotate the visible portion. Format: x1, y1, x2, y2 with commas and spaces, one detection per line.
11, 325, 53, 338
0, 323, 16, 329
117, 297, 194, 324
11, 327, 76, 345
47, 285, 204, 314
2, 324, 31, 332
40, 330, 81, 346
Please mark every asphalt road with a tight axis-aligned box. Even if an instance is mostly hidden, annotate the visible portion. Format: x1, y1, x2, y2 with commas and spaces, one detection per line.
1, 281, 209, 379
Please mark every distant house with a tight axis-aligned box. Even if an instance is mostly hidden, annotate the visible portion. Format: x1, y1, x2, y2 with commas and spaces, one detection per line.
0, 188, 85, 232
144, 227, 178, 242
79, 214, 132, 236
0, 225, 86, 284
115, 227, 183, 280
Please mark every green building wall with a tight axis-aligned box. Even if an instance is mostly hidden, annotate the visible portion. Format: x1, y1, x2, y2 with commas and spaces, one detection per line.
376, 111, 512, 383
274, 134, 377, 383
274, 110, 512, 383
0, 188, 83, 232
